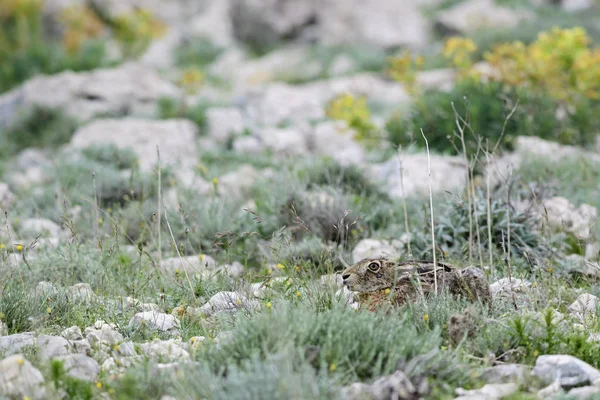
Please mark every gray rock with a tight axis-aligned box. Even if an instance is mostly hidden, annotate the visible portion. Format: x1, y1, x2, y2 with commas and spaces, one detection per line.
139, 339, 190, 363
352, 239, 405, 264
542, 197, 597, 241
0, 354, 46, 399
129, 311, 181, 336
567, 385, 600, 399
230, 0, 316, 47
72, 340, 92, 357
0, 182, 15, 210
481, 364, 529, 384
205, 107, 245, 143
199, 291, 259, 317
561, 0, 594, 11
218, 165, 265, 200
67, 283, 95, 304
568, 294, 598, 323
20, 218, 61, 238
243, 74, 409, 127
85, 321, 124, 346
54, 354, 100, 382
61, 326, 83, 341
0, 63, 180, 127
35, 281, 58, 296
341, 370, 420, 400
436, 0, 531, 35
69, 118, 198, 185
160, 254, 243, 278
308, 121, 366, 166
532, 354, 600, 388
0, 333, 36, 356
256, 127, 309, 156
188, 0, 234, 47
37, 335, 73, 361
455, 383, 518, 399
369, 153, 467, 198
319, 0, 431, 49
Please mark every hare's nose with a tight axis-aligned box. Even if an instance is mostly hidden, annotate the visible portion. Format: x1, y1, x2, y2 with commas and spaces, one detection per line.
342, 274, 350, 280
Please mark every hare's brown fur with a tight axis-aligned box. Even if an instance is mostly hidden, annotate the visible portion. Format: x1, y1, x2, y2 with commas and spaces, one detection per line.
342, 259, 492, 311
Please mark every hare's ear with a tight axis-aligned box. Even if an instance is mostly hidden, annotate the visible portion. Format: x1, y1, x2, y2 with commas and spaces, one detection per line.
338, 254, 350, 269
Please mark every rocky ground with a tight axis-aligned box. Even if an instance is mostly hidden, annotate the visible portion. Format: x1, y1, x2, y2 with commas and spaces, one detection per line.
1, 0, 600, 399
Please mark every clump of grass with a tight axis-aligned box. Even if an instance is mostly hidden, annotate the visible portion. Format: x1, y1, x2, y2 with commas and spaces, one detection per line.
0, 106, 79, 159
157, 97, 208, 134
408, 185, 544, 264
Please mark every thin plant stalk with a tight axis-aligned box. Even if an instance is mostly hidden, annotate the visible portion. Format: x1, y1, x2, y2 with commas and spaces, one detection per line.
420, 129, 437, 293
396, 147, 412, 257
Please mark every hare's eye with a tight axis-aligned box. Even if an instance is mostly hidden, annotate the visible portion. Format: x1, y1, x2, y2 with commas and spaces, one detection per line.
368, 262, 380, 272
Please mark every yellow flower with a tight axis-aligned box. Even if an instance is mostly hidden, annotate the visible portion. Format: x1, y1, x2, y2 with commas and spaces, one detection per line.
384, 288, 391, 295
236, 298, 242, 306
548, 267, 553, 274
113, 344, 120, 352
533, 349, 540, 357
329, 363, 337, 372
16, 244, 23, 252
0, 244, 5, 249
295, 265, 300, 271
98, 218, 103, 225
276, 263, 285, 270
423, 314, 429, 322
212, 177, 219, 186
266, 302, 272, 309
17, 357, 25, 366
46, 307, 52, 314
296, 291, 301, 297
0, 312, 4, 319
95, 381, 103, 389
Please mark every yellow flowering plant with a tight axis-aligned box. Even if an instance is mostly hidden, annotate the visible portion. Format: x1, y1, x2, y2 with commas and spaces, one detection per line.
325, 93, 376, 143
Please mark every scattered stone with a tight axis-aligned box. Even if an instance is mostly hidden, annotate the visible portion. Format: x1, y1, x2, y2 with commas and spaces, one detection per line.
352, 239, 404, 264
308, 121, 366, 166
455, 383, 518, 400
139, 339, 190, 363
567, 385, 600, 399
416, 68, 456, 92
67, 283, 95, 304
129, 311, 181, 336
199, 291, 259, 317
542, 197, 597, 240
218, 165, 263, 199
481, 364, 529, 385
340, 370, 421, 400
72, 340, 93, 357
187, 0, 234, 47
230, 0, 316, 47
319, 0, 430, 49
532, 354, 600, 388
568, 294, 598, 323
436, 0, 531, 35
61, 326, 83, 341
205, 107, 245, 143
0, 63, 180, 127
54, 354, 100, 382
368, 153, 467, 199
0, 182, 15, 210
0, 354, 46, 399
0, 333, 36, 356
19, 218, 61, 238
37, 335, 73, 361
561, 0, 594, 11
85, 321, 124, 347
70, 118, 198, 185
255, 127, 309, 156
35, 281, 58, 296
159, 254, 243, 278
